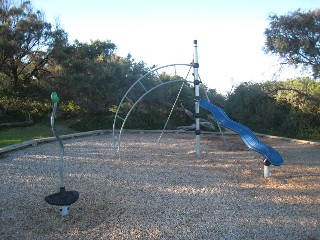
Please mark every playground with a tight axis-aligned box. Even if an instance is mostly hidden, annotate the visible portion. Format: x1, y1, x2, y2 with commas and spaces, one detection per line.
0, 40, 319, 239
0, 132, 319, 239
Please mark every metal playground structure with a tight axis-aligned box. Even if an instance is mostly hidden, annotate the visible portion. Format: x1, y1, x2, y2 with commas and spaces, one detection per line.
45, 40, 283, 216
112, 40, 202, 156
112, 40, 283, 174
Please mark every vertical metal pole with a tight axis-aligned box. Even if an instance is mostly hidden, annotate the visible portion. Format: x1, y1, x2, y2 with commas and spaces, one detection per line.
193, 40, 201, 156
51, 99, 65, 188
264, 159, 271, 178
264, 165, 270, 178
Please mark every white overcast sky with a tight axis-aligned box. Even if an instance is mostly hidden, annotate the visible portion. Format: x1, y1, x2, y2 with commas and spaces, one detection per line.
31, 0, 319, 94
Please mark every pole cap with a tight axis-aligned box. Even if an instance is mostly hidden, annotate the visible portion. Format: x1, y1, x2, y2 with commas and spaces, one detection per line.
51, 92, 59, 103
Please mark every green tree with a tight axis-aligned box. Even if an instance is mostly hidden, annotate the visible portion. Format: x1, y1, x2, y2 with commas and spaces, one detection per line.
261, 78, 320, 140
264, 9, 320, 78
263, 77, 320, 114
225, 82, 285, 134
50, 39, 152, 113
200, 84, 225, 107
0, 0, 69, 120
0, 0, 67, 91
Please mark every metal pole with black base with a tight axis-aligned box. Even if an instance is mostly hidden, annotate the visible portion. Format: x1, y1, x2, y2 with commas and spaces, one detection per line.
193, 40, 201, 156
263, 158, 271, 178
45, 92, 79, 216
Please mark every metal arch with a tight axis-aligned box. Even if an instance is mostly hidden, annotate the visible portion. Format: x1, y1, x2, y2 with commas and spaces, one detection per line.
113, 79, 193, 156
112, 63, 192, 146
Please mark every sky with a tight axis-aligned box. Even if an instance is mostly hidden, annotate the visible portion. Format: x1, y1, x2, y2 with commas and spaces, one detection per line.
31, 0, 319, 94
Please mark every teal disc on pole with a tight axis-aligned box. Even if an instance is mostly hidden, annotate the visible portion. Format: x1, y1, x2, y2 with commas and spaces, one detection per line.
51, 92, 59, 103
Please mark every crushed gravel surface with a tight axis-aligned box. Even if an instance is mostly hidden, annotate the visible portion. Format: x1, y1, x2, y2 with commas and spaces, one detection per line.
0, 133, 319, 239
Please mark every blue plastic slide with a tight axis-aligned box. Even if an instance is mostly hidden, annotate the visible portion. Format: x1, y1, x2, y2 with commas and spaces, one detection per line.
199, 99, 283, 166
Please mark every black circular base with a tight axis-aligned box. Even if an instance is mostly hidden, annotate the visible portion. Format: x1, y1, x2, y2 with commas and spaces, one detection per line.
45, 187, 79, 206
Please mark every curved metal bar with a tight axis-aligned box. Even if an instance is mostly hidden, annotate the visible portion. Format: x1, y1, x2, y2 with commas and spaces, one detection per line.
116, 79, 192, 156
112, 63, 192, 147
51, 102, 65, 187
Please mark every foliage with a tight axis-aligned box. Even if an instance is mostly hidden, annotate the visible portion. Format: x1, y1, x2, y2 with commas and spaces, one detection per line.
200, 84, 226, 107
49, 40, 150, 112
264, 9, 320, 78
70, 113, 114, 131
225, 82, 285, 134
263, 77, 320, 113
0, 91, 51, 118
0, 0, 68, 118
1, 1, 320, 142
225, 80, 320, 141
0, 0, 67, 91
263, 77, 320, 140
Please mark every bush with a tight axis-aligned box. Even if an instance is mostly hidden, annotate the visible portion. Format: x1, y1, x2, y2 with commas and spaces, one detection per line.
70, 105, 195, 132
70, 113, 114, 131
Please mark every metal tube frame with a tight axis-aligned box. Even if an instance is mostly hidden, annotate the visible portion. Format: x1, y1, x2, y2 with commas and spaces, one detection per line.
193, 40, 201, 156
112, 64, 191, 139
114, 79, 192, 156
51, 102, 65, 188
112, 41, 203, 158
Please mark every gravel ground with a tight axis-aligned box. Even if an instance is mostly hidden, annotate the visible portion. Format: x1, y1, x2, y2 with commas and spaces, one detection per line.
0, 132, 319, 240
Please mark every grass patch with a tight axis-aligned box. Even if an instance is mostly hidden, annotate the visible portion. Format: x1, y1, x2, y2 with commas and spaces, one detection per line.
0, 122, 78, 148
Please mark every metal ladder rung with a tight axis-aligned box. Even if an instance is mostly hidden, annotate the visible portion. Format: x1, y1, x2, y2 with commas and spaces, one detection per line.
138, 80, 148, 92
155, 70, 163, 83
116, 115, 125, 121
125, 96, 134, 104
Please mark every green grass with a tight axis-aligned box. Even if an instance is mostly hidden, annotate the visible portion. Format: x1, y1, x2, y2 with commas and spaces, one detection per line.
0, 122, 78, 148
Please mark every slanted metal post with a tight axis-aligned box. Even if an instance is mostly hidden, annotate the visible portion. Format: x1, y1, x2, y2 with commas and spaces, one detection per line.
193, 40, 201, 156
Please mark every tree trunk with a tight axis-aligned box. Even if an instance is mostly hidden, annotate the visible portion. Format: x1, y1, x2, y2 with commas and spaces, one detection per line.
12, 66, 19, 90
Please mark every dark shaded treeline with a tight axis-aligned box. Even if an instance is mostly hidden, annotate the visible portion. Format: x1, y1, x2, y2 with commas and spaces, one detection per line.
0, 1, 319, 140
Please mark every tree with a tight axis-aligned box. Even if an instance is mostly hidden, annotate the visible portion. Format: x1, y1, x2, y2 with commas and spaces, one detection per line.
50, 39, 153, 112
0, 0, 67, 91
224, 82, 284, 133
264, 9, 320, 78
262, 77, 320, 114
200, 84, 225, 107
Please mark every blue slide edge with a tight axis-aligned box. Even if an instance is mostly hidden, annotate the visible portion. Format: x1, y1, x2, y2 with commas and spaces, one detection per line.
199, 99, 283, 166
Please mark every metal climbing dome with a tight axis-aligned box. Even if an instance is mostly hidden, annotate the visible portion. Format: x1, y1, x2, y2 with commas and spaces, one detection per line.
112, 40, 201, 157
